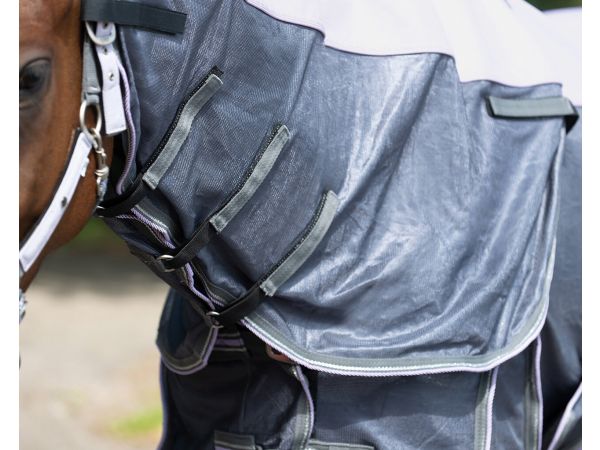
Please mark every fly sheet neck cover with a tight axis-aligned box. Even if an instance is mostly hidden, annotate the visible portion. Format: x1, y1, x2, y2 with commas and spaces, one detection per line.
100, 0, 578, 376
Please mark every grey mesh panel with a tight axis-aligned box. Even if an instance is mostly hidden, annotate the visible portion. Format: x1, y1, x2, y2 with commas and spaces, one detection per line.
311, 370, 479, 449
143, 74, 222, 190
260, 191, 338, 296
210, 125, 290, 233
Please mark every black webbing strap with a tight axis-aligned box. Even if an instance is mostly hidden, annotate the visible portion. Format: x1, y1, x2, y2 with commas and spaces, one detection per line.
96, 176, 147, 217
213, 284, 264, 326
128, 242, 259, 326
82, 0, 187, 35
158, 220, 217, 271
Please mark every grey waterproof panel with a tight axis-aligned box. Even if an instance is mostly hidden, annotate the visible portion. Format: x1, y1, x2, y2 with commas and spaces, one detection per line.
210, 125, 290, 233
143, 73, 222, 190
103, 0, 571, 372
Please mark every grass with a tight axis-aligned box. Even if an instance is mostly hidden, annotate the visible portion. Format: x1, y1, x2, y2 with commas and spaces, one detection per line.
109, 405, 163, 439
63, 217, 124, 251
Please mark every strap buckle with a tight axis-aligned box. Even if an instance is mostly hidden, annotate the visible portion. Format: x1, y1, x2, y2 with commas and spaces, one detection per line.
206, 311, 224, 329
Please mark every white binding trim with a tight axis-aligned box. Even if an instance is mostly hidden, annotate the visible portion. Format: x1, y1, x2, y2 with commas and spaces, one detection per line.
244, 0, 581, 105
19, 133, 93, 273
94, 22, 127, 135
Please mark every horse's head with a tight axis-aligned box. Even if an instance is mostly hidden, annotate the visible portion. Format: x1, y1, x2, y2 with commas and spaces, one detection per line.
19, 0, 113, 291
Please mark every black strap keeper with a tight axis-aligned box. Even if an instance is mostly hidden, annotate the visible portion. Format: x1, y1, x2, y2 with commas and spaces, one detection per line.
82, 0, 187, 35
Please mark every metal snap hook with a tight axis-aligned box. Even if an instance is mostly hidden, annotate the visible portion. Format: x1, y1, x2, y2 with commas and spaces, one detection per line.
82, 125, 110, 198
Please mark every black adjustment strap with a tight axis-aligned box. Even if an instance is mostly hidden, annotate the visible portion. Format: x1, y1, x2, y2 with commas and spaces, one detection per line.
82, 0, 187, 35
157, 221, 218, 271
210, 190, 339, 326
96, 176, 147, 217
212, 284, 263, 326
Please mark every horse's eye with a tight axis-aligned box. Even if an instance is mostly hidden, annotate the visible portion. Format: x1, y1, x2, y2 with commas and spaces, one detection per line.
19, 58, 51, 105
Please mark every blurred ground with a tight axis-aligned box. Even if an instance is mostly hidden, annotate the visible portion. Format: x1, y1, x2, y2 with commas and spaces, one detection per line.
20, 223, 169, 450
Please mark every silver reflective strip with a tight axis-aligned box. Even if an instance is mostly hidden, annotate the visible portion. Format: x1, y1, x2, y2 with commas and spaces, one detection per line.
260, 191, 339, 296
488, 96, 575, 119
474, 367, 498, 450
210, 125, 290, 232
143, 74, 222, 190
307, 440, 375, 450
213, 430, 257, 450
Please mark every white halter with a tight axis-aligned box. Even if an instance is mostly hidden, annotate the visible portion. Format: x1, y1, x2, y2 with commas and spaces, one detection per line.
19, 22, 127, 322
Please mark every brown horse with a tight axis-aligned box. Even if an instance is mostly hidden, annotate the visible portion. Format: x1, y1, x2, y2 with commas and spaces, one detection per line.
19, 0, 114, 291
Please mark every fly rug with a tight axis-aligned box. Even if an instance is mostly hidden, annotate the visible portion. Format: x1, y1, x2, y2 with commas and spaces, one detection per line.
79, 0, 582, 449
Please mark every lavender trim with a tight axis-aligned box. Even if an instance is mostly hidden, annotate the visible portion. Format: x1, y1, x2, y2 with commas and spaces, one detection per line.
241, 314, 547, 377
534, 336, 544, 450
115, 57, 137, 195
484, 367, 499, 450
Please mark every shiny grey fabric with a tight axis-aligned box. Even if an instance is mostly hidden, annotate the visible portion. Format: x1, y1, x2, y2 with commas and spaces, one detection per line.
99, 0, 581, 448
106, 0, 564, 369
